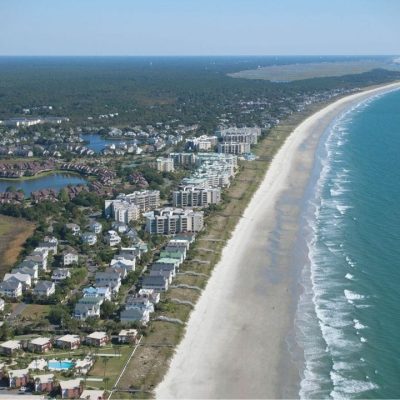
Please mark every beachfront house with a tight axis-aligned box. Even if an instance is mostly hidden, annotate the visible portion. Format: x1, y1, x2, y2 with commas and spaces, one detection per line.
0, 298, 4, 312
120, 308, 150, 325
149, 265, 175, 284
142, 275, 169, 292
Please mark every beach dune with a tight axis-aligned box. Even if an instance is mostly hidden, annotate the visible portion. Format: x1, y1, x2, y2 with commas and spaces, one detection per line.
155, 82, 400, 399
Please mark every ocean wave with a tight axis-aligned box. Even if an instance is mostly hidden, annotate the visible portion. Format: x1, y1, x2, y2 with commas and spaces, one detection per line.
353, 319, 366, 330
344, 289, 365, 301
345, 273, 354, 280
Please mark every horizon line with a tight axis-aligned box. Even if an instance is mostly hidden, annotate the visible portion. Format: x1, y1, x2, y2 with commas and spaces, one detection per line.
0, 54, 398, 58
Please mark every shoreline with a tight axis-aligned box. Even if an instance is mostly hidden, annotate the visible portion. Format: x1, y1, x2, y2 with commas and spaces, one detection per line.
155, 81, 400, 399
0, 170, 84, 182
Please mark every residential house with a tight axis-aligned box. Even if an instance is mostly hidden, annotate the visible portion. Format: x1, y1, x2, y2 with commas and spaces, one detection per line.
89, 221, 102, 234
55, 334, 81, 350
66, 223, 81, 236
12, 265, 39, 283
33, 373, 55, 393
39, 236, 58, 255
28, 247, 49, 270
80, 389, 105, 400
137, 288, 160, 304
95, 270, 121, 293
118, 329, 139, 344
74, 302, 101, 320
0, 298, 4, 312
0, 340, 21, 355
149, 265, 175, 284
110, 256, 136, 272
33, 280, 56, 298
82, 286, 112, 302
81, 232, 97, 246
120, 308, 150, 325
141, 275, 168, 292
125, 296, 154, 313
0, 280, 22, 298
60, 378, 83, 399
52, 268, 71, 283
104, 230, 121, 247
85, 331, 109, 347
4, 272, 32, 289
28, 337, 52, 353
8, 368, 30, 389
159, 250, 185, 265
63, 249, 79, 266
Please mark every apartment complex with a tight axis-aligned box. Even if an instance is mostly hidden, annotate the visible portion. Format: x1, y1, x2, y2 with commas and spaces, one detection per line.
216, 127, 261, 155
105, 190, 160, 223
172, 186, 221, 207
145, 208, 204, 235
156, 157, 174, 172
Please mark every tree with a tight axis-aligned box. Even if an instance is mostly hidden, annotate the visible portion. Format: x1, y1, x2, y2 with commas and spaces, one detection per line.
101, 300, 117, 319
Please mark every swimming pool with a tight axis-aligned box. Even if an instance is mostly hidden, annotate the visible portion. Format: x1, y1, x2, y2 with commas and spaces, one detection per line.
47, 360, 74, 370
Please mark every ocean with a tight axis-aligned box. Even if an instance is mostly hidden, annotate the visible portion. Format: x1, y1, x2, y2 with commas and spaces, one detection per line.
296, 88, 400, 399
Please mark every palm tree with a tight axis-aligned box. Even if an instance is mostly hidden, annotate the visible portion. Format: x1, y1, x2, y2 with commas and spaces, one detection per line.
104, 376, 110, 392
102, 356, 110, 379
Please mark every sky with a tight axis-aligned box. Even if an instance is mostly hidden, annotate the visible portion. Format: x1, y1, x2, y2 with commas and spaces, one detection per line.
0, 0, 399, 56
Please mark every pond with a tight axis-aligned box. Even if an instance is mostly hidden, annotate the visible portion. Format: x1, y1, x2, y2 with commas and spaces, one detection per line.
80, 133, 136, 153
0, 173, 88, 196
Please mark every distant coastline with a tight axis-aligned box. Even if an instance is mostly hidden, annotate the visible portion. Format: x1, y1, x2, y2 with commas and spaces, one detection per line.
155, 81, 400, 399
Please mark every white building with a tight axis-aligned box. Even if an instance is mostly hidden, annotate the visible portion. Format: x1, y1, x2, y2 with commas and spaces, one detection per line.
156, 157, 174, 172
104, 230, 121, 247
81, 232, 97, 246
145, 207, 204, 235
63, 250, 79, 266
172, 186, 221, 207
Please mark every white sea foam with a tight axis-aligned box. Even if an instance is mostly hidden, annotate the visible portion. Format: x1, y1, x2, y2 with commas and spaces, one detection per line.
345, 255, 356, 267
360, 337, 367, 343
344, 290, 365, 301
296, 88, 397, 399
353, 319, 366, 330
336, 205, 352, 215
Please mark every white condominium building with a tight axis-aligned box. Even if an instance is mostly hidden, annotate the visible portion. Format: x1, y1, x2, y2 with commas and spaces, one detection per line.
105, 190, 160, 223
156, 157, 174, 172
145, 208, 204, 235
172, 186, 221, 207
217, 142, 251, 155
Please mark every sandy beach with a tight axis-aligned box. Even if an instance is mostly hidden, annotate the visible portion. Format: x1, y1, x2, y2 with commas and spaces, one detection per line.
155, 82, 400, 399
